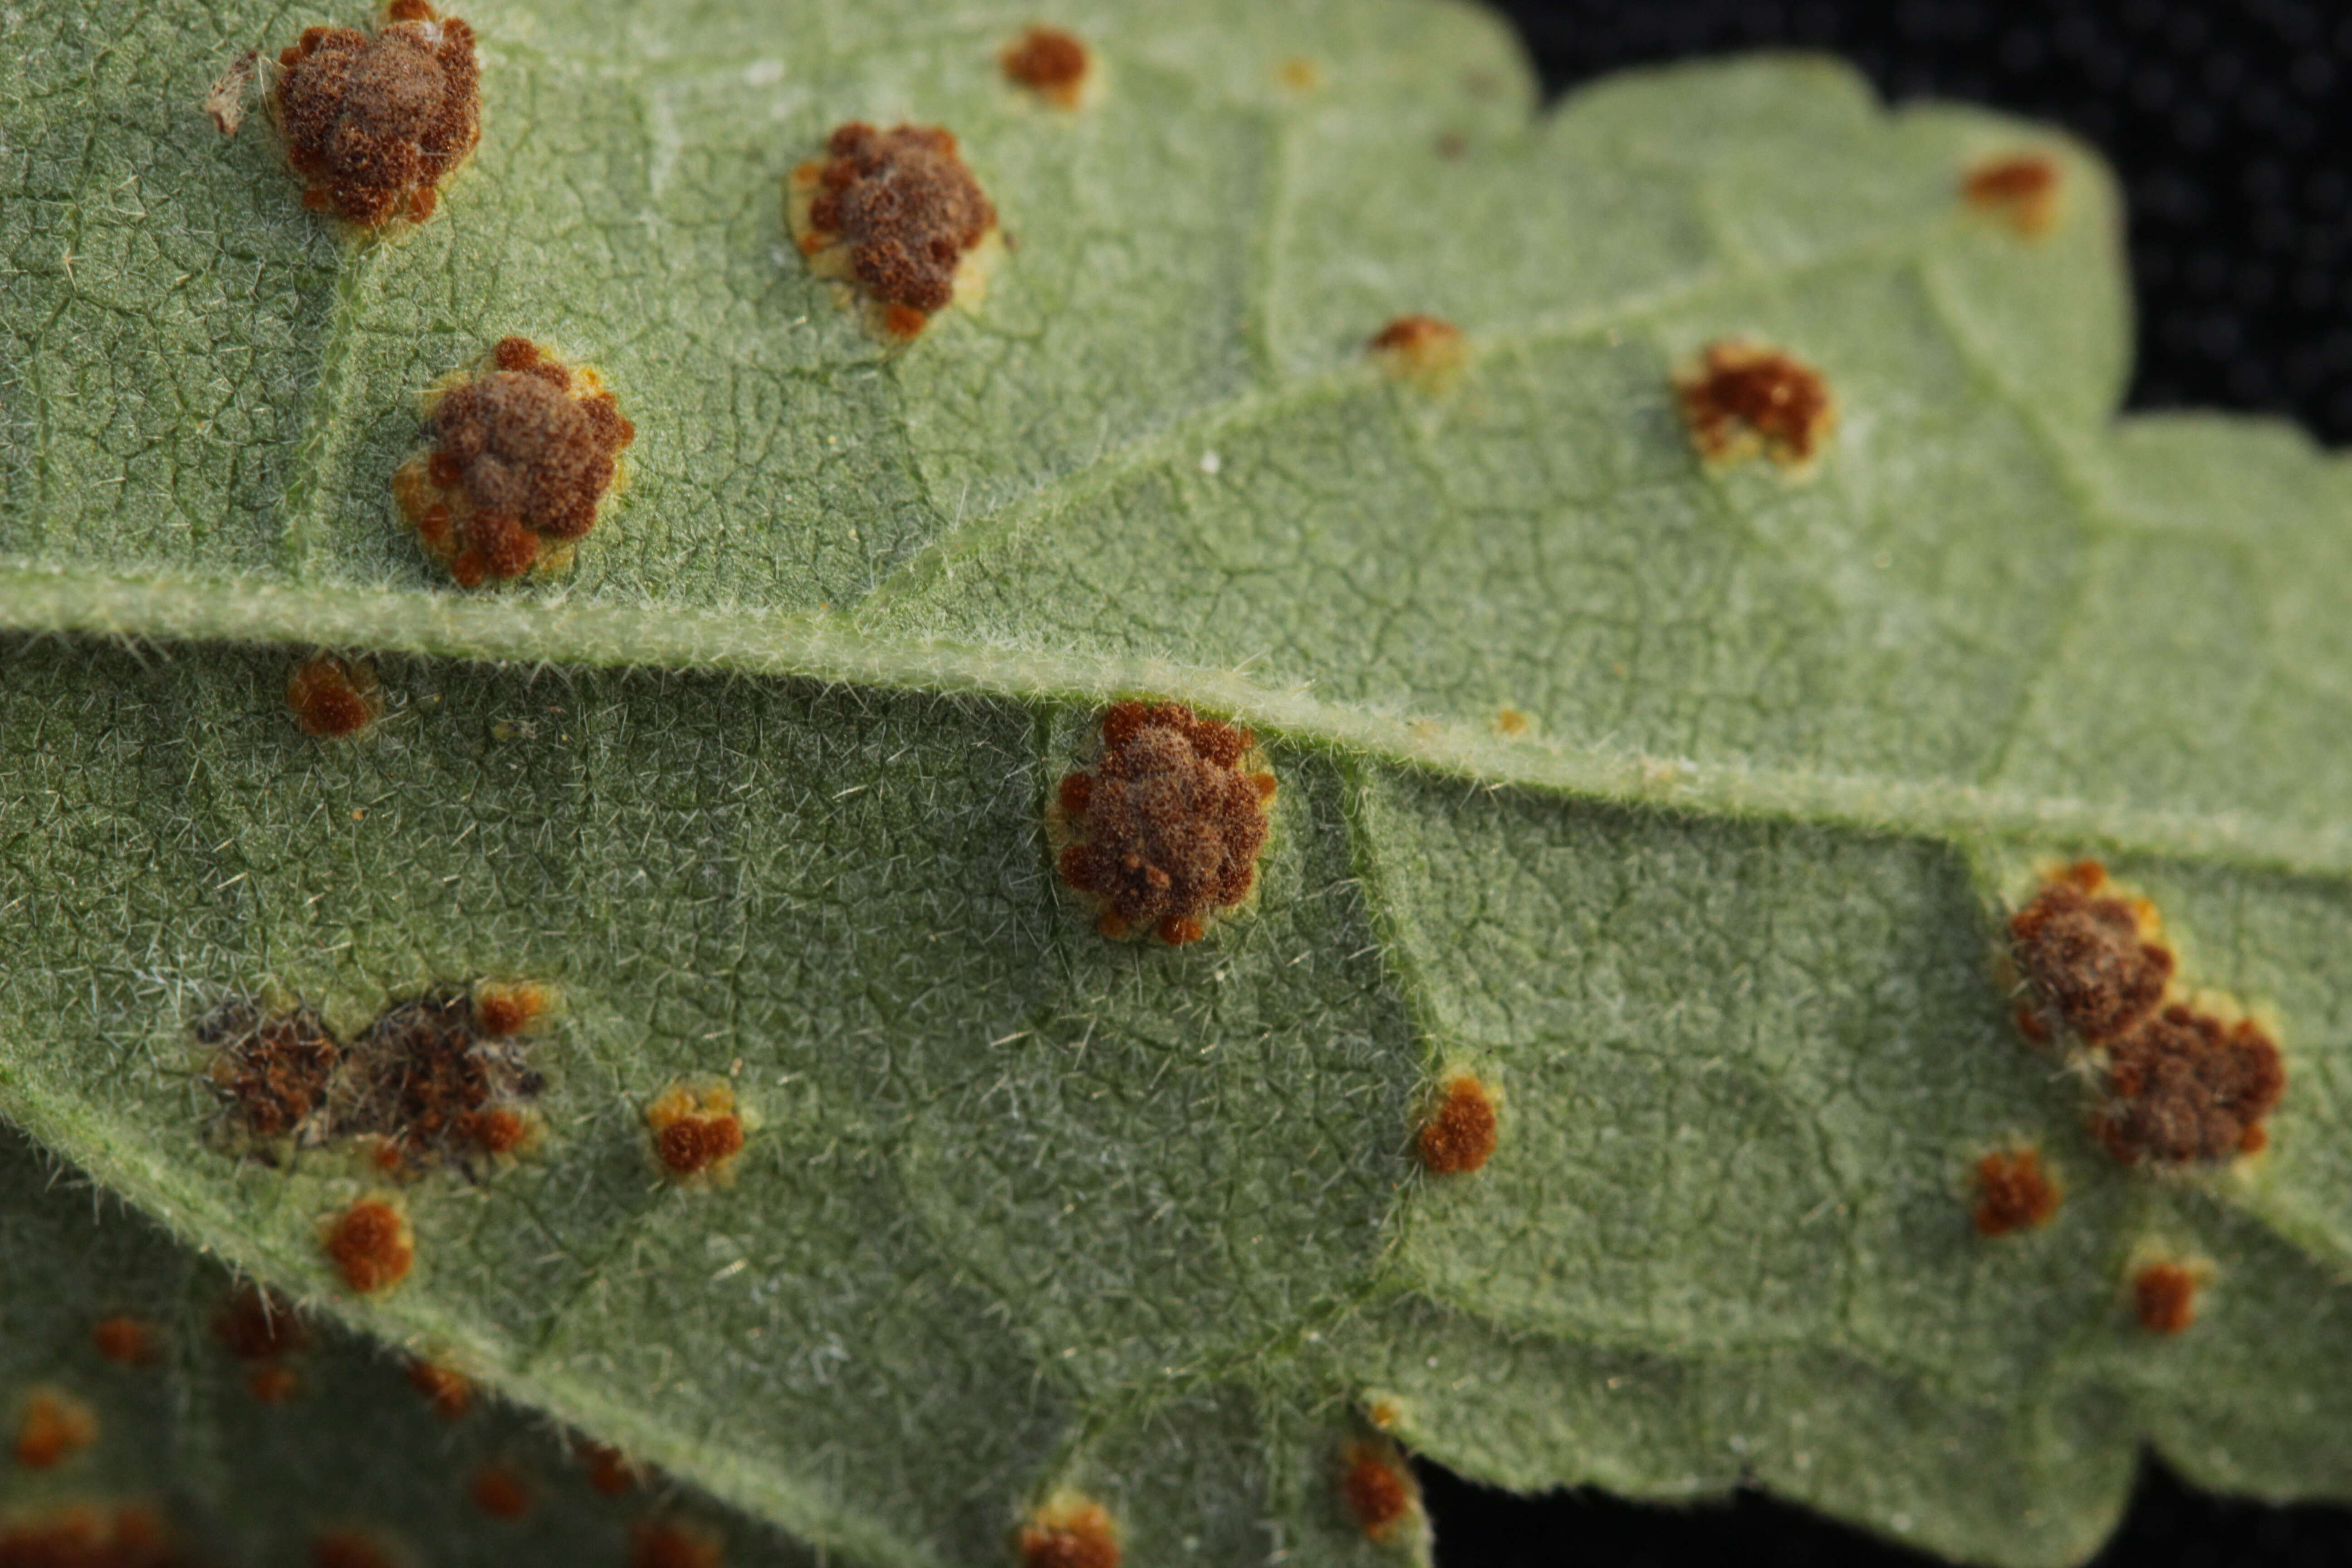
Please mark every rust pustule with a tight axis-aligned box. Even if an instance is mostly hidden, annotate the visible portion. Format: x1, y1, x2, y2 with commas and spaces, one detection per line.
1673, 340, 1835, 469
788, 123, 998, 339
1417, 1074, 1498, 1176
2009, 861, 2172, 1044
2133, 1260, 2203, 1334
630, 1520, 725, 1568
469, 1465, 530, 1519
1017, 1499, 1119, 1568
199, 996, 345, 1152
2096, 1005, 2283, 1166
1002, 27, 1092, 108
12, 1387, 98, 1469
1970, 1147, 2059, 1237
91, 1315, 162, 1367
270, 4, 479, 226
323, 1198, 413, 1293
1340, 1441, 1419, 1541
1962, 153, 2061, 236
287, 654, 380, 738
1052, 702, 1276, 945
406, 1358, 473, 1419
645, 1083, 747, 1182
0, 1507, 176, 1568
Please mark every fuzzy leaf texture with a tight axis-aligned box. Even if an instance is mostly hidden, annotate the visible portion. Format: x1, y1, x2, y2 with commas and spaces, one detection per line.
4, 0, 2352, 1564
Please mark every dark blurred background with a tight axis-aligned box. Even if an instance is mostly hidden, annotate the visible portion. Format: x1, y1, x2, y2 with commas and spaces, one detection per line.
1422, 2, 2352, 1563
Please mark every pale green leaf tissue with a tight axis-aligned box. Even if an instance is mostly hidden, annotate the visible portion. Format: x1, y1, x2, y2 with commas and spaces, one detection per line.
5, 0, 2352, 1564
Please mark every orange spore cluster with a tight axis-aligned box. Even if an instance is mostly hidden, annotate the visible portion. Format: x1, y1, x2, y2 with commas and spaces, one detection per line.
1002, 27, 1091, 108
310, 1529, 399, 1568
1417, 1075, 1498, 1176
2010, 862, 2284, 1165
1970, 1147, 2059, 1237
405, 1359, 473, 1420
579, 1441, 642, 1497
90, 1316, 161, 1368
629, 1521, 724, 1568
1673, 340, 1836, 468
12, 1387, 98, 1470
1054, 702, 1277, 945
325, 1199, 413, 1293
1340, 1443, 1416, 1540
286, 655, 380, 739
198, 996, 343, 1149
2134, 1261, 2201, 1334
0, 1506, 176, 1568
468, 1465, 530, 1519
791, 123, 997, 338
1368, 315, 1465, 384
1017, 1501, 1119, 1568
396, 338, 633, 587
645, 1084, 746, 1180
270, 5, 479, 226
1962, 153, 2060, 235
215, 1286, 306, 1364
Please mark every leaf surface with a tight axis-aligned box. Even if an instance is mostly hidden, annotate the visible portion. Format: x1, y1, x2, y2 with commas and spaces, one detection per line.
6, 1, 2352, 1565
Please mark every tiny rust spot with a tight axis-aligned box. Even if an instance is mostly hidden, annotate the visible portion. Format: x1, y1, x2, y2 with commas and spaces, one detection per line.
1001, 26, 1092, 109
1017, 1498, 1119, 1568
312, 1530, 402, 1568
203, 49, 260, 136
646, 1083, 747, 1182
0, 1507, 176, 1568
216, 1286, 306, 1362
1278, 57, 1324, 93
469, 1465, 531, 1520
1962, 152, 2061, 236
1493, 708, 1530, 737
1051, 702, 1277, 946
324, 1198, 414, 1294
91, 1315, 162, 1367
1368, 315, 1466, 390
1340, 1441, 1419, 1542
1417, 1074, 1497, 1176
787, 123, 999, 339
270, 6, 480, 227
12, 1387, 98, 1470
471, 981, 552, 1039
1970, 1147, 2059, 1237
1672, 340, 1836, 470
405, 1358, 473, 1420
630, 1520, 725, 1568
248, 1365, 302, 1404
578, 1439, 643, 1497
1365, 1398, 1401, 1431
2133, 1259, 2204, 1335
287, 654, 380, 738
2009, 861, 2172, 1044
395, 340, 632, 586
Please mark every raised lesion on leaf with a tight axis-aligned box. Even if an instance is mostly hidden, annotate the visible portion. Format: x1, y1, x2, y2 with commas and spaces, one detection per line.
214, 1284, 309, 1403
2130, 1256, 2208, 1335
1368, 315, 1466, 392
11, 1385, 98, 1470
287, 653, 380, 739
1672, 340, 1836, 472
1969, 1145, 2059, 1237
1416, 1072, 1498, 1176
311, 1528, 406, 1568
644, 1081, 748, 1183
0, 1507, 173, 1567
1961, 152, 2062, 237
2006, 860, 2285, 1165
1001, 27, 1094, 110
468, 1463, 532, 1519
1049, 702, 1277, 946
629, 1518, 725, 1568
1339, 1438, 1423, 1545
393, 338, 634, 588
405, 1357, 474, 1419
90, 1314, 162, 1368
787, 123, 1001, 341
322, 1196, 414, 1293
1016, 1494, 1119, 1568
267, 2, 480, 228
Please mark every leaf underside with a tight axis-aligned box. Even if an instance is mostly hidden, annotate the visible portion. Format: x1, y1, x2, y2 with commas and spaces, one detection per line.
7, 1, 2352, 1565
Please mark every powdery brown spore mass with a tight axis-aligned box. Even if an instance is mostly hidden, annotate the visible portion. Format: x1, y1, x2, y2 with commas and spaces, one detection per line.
1971, 1147, 2059, 1237
1054, 703, 1277, 945
286, 654, 379, 738
1017, 1502, 1119, 1568
2133, 1261, 2200, 1334
1002, 27, 1091, 107
1417, 1075, 1498, 1175
1340, 1443, 1416, 1540
324, 1199, 414, 1293
2097, 1005, 2284, 1164
271, 4, 479, 226
1962, 153, 2061, 235
645, 1083, 746, 1180
1674, 340, 1836, 468
793, 123, 997, 337
2009, 862, 2173, 1043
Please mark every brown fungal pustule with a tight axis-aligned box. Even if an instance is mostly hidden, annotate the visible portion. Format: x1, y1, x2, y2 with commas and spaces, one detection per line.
1962, 152, 2061, 236
346, 985, 547, 1170
1368, 315, 1465, 388
645, 1083, 747, 1181
471, 980, 552, 1039
1017, 1499, 1120, 1568
248, 1365, 302, 1403
2133, 1260, 2203, 1334
579, 1440, 643, 1497
287, 654, 380, 738
1672, 340, 1836, 469
13, 1387, 98, 1469
216, 1286, 306, 1362
394, 338, 633, 586
1417, 1074, 1498, 1176
788, 123, 998, 339
1002, 26, 1092, 108
0, 1507, 176, 1568
312, 1529, 401, 1568
199, 995, 345, 1150
91, 1315, 162, 1367
2096, 1005, 2284, 1165
1053, 702, 1277, 945
270, 5, 480, 226
406, 1358, 473, 1420
1970, 1147, 2059, 1237
469, 1465, 531, 1519
2009, 861, 2173, 1044
630, 1520, 725, 1568
1340, 1442, 1418, 1542
324, 1198, 413, 1293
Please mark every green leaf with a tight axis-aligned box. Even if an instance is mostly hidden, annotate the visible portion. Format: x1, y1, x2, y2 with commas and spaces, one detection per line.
5, 0, 2351, 1564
